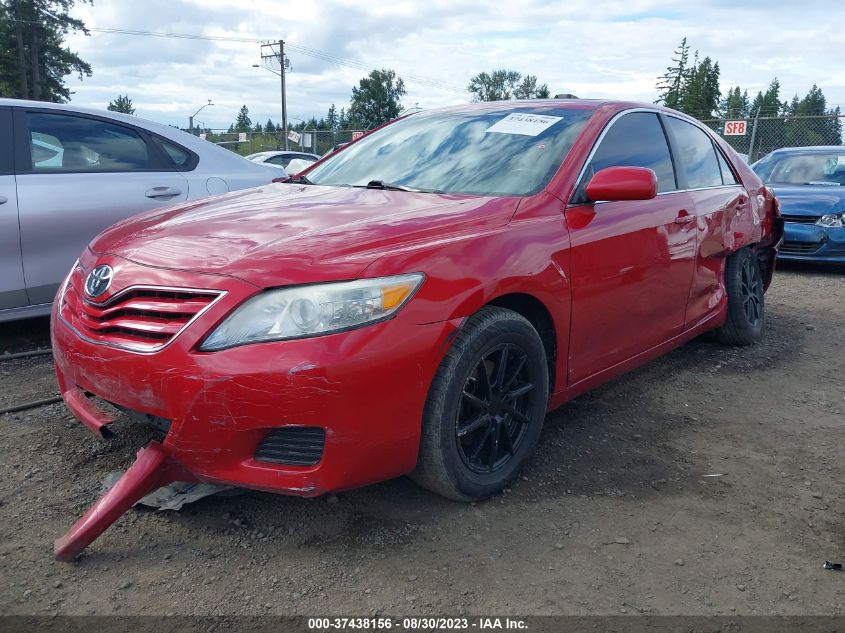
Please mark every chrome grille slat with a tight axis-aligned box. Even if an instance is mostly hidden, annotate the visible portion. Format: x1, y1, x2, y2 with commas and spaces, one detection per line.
60, 271, 224, 353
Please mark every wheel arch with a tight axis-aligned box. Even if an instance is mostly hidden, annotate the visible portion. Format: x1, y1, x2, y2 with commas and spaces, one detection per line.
485, 292, 557, 393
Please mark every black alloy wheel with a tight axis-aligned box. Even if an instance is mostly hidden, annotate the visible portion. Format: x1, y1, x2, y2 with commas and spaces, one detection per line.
740, 253, 763, 327
715, 247, 766, 345
411, 307, 549, 501
457, 343, 536, 473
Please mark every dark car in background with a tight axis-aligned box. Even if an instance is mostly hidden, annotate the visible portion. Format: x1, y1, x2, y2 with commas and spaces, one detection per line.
752, 147, 845, 263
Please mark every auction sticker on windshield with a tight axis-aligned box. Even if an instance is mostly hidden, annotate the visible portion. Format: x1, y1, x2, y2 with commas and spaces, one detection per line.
486, 113, 562, 136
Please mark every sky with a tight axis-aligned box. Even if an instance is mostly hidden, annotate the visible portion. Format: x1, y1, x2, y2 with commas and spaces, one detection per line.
62, 0, 844, 131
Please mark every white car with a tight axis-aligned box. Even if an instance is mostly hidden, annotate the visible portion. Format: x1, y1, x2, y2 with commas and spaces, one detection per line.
246, 150, 320, 172
0, 99, 282, 322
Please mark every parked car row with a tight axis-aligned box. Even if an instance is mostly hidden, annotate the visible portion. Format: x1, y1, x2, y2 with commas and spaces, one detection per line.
0, 99, 282, 322
48, 98, 784, 560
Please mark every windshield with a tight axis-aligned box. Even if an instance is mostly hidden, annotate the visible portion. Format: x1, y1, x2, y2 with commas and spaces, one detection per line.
752, 151, 845, 186
306, 106, 593, 196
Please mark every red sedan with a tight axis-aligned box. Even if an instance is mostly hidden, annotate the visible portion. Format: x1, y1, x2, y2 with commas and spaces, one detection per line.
51, 100, 782, 559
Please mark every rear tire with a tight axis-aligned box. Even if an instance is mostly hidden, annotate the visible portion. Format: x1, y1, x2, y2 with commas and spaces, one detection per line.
715, 247, 765, 346
411, 307, 549, 501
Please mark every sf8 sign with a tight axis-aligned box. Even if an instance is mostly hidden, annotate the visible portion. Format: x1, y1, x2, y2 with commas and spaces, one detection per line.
724, 120, 747, 136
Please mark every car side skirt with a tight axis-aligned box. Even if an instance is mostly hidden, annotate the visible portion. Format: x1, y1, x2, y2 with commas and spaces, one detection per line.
549, 307, 726, 410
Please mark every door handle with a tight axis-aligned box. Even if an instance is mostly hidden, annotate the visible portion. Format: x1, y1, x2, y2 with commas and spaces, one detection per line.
145, 187, 182, 199
674, 209, 695, 225
0, 195, 7, 205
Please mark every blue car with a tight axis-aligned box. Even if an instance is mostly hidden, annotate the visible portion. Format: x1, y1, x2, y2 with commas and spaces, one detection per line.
752, 147, 845, 263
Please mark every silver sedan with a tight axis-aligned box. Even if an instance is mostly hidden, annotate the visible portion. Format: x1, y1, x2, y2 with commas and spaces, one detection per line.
0, 99, 281, 322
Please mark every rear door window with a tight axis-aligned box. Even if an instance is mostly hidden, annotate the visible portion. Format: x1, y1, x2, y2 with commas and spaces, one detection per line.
24, 112, 151, 172
581, 112, 677, 196
665, 117, 723, 189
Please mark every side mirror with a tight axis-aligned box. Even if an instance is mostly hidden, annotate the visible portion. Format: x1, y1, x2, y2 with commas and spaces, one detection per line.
585, 166, 657, 202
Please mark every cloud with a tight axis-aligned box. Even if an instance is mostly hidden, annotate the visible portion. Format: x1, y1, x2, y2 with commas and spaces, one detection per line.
62, 0, 845, 130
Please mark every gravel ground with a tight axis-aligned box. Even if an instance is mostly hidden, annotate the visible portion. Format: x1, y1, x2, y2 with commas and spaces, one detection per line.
0, 265, 843, 617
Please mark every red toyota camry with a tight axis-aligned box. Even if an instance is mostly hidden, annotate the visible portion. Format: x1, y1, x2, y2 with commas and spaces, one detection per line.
51, 100, 782, 559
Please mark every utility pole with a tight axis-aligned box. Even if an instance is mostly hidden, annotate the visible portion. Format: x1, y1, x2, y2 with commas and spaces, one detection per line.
260, 41, 289, 150
747, 106, 762, 163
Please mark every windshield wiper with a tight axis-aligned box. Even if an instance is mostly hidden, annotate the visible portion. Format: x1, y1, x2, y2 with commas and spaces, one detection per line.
364, 180, 431, 192
292, 174, 313, 185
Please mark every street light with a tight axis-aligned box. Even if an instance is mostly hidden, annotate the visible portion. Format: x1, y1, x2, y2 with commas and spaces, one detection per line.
189, 100, 213, 135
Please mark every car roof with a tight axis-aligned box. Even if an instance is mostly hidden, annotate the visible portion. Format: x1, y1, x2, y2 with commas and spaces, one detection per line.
767, 146, 845, 154
419, 99, 661, 115
262, 150, 318, 156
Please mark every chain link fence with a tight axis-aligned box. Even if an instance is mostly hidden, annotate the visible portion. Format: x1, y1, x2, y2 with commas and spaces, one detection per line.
701, 114, 844, 163
186, 129, 365, 157
190, 115, 844, 165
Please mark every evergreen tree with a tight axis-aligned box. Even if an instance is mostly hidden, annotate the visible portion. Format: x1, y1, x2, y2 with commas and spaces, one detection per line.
325, 104, 339, 130
720, 87, 751, 119
656, 38, 691, 110
750, 78, 785, 117
264, 118, 276, 133
681, 56, 720, 119
749, 79, 786, 158
0, 0, 93, 102
785, 84, 842, 146
234, 105, 252, 132
107, 94, 135, 115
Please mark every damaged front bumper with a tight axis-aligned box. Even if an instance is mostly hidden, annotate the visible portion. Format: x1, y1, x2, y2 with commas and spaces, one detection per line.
50, 257, 458, 560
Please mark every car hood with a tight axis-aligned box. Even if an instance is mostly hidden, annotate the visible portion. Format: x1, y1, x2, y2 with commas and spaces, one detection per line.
771, 185, 845, 216
90, 183, 518, 287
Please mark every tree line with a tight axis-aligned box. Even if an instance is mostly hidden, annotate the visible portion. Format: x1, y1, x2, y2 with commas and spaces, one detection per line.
656, 37, 842, 148
2, 3, 840, 150
209, 65, 552, 135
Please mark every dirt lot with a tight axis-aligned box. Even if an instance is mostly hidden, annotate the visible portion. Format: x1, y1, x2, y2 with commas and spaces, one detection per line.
0, 264, 843, 617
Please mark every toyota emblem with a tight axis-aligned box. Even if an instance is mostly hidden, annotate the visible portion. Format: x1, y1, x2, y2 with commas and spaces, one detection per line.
85, 265, 114, 298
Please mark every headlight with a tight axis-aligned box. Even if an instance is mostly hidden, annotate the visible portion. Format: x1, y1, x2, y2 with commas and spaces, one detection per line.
817, 213, 845, 228
199, 273, 424, 351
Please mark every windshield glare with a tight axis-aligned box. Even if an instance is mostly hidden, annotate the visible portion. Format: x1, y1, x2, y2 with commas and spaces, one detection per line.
306, 107, 593, 196
753, 152, 845, 186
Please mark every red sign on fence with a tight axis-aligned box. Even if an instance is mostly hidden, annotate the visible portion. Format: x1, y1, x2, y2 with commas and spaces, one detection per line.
351, 131, 364, 140
724, 120, 747, 136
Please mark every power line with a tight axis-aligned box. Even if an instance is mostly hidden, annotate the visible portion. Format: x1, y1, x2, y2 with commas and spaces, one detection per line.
12, 20, 468, 95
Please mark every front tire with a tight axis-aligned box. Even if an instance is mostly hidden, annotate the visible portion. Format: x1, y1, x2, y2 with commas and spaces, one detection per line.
715, 247, 765, 345
411, 307, 549, 501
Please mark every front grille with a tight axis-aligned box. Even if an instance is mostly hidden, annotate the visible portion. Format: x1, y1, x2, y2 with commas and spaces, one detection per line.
60, 268, 221, 352
255, 426, 326, 466
780, 241, 822, 255
781, 214, 820, 225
